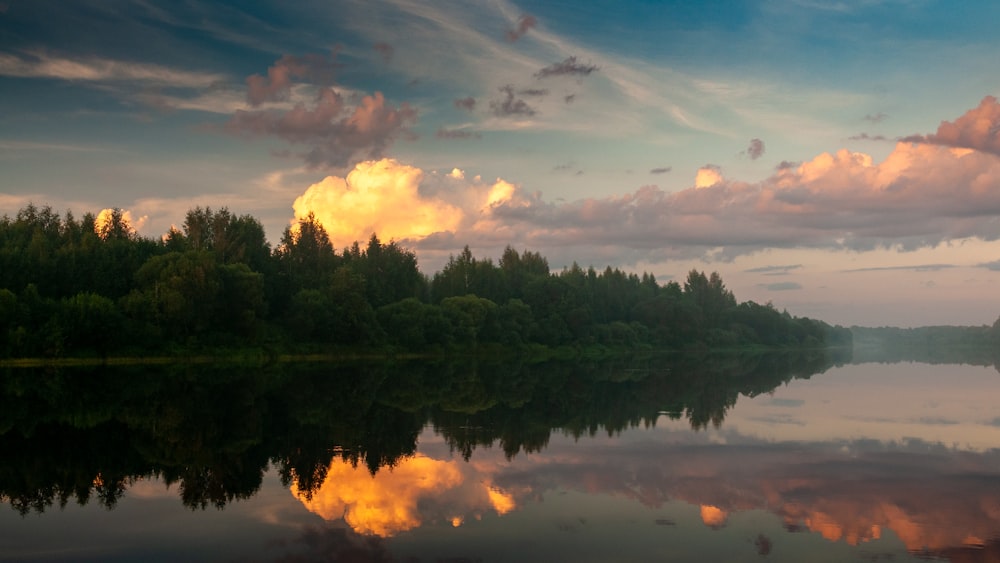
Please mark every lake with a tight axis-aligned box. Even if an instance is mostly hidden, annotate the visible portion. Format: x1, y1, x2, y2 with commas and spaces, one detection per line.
2, 352, 1000, 562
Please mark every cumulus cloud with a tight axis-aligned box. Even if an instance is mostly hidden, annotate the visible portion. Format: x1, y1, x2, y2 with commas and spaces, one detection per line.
290, 159, 467, 247
245, 51, 341, 106
226, 89, 416, 168
534, 56, 599, 79
694, 164, 723, 188
743, 138, 765, 160
903, 95, 1000, 156
490, 85, 535, 117
422, 140, 1000, 261
285, 96, 1000, 266
505, 14, 536, 42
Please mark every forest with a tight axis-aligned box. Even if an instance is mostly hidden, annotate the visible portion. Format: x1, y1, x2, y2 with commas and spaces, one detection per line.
0, 204, 853, 359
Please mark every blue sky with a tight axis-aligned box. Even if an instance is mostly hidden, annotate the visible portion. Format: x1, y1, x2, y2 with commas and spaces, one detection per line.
3, 0, 1000, 327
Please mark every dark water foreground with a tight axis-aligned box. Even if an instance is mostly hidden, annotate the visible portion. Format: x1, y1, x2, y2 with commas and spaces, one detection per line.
2, 352, 1000, 562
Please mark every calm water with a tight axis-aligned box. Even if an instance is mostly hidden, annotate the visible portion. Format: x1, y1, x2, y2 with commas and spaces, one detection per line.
2, 354, 1000, 562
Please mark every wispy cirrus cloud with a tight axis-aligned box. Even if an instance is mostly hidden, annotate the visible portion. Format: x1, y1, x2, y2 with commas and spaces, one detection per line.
745, 265, 802, 275
0, 51, 225, 87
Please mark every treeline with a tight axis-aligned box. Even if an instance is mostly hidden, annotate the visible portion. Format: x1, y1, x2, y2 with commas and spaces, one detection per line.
0, 204, 852, 358
851, 324, 1000, 366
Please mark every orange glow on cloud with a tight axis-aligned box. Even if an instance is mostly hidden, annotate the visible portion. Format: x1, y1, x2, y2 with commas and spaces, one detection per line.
486, 485, 516, 515
94, 208, 147, 237
291, 158, 463, 247
694, 166, 723, 189
699, 504, 728, 528
290, 455, 519, 537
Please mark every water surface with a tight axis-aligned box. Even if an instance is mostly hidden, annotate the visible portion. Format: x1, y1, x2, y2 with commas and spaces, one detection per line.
2, 354, 999, 562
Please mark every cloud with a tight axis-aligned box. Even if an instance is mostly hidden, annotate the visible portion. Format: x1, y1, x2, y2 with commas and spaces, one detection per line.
843, 264, 955, 273
505, 14, 536, 42
534, 56, 599, 78
518, 88, 549, 97
291, 455, 519, 537
979, 260, 1000, 271
848, 133, 889, 141
490, 85, 535, 117
226, 89, 417, 168
283, 97, 1000, 266
563, 94, 576, 104
290, 158, 466, 247
745, 264, 802, 275
453, 97, 476, 111
903, 95, 1000, 156
760, 282, 803, 291
0, 51, 224, 88
864, 112, 887, 123
245, 52, 341, 106
649, 167, 672, 175
435, 127, 480, 140
694, 164, 723, 188
372, 42, 394, 63
743, 138, 765, 160
429, 137, 1000, 261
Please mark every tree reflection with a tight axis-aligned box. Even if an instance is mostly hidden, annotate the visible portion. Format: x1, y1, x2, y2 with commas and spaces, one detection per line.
0, 350, 839, 513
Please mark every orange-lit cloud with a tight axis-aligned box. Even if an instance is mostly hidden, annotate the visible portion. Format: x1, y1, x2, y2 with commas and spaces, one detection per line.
904, 95, 1000, 156
291, 159, 464, 247
699, 505, 728, 528
292, 456, 463, 537
94, 207, 147, 238
290, 455, 519, 537
694, 165, 723, 188
290, 158, 532, 249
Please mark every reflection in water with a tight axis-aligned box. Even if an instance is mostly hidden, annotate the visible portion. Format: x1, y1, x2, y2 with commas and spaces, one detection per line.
290, 455, 517, 537
3, 350, 1000, 561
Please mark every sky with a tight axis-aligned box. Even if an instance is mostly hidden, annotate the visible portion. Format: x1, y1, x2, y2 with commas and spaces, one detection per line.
3, 0, 1000, 327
